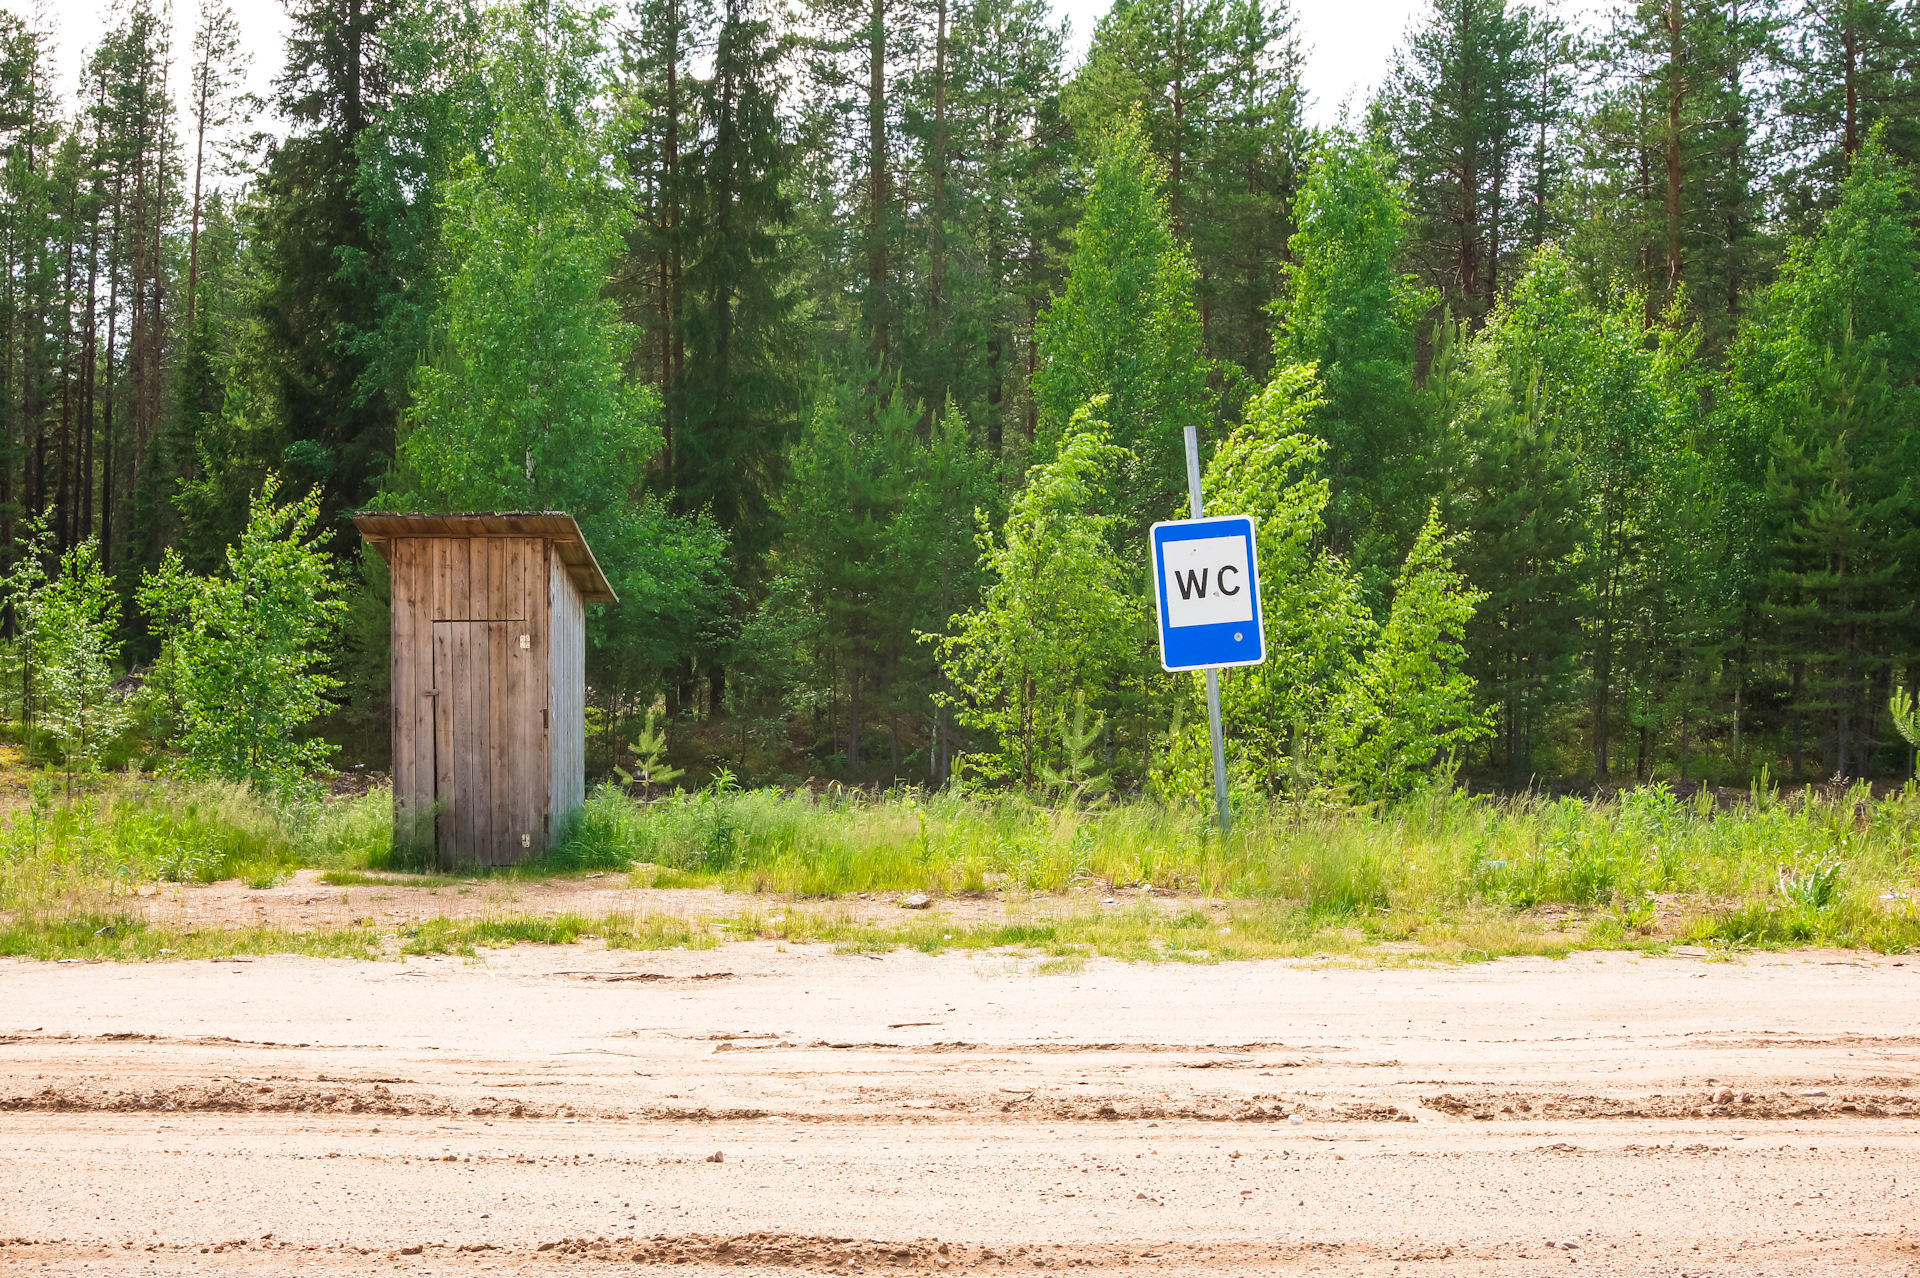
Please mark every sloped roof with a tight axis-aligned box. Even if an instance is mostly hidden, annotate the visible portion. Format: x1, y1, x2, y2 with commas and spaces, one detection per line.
351, 511, 617, 604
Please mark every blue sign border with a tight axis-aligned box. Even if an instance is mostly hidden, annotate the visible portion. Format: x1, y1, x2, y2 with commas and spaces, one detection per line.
1150, 515, 1265, 673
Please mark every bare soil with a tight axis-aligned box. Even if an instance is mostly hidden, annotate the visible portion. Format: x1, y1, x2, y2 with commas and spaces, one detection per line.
1, 937, 1916, 1276
120, 869, 1215, 933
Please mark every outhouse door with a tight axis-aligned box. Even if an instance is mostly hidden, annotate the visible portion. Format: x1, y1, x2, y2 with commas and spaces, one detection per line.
430, 618, 548, 863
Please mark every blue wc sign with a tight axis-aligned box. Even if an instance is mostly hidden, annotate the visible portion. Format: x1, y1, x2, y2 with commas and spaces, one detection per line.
1150, 515, 1266, 673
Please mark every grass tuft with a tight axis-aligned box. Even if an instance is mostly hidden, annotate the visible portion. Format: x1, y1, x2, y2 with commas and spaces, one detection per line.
4, 773, 1918, 962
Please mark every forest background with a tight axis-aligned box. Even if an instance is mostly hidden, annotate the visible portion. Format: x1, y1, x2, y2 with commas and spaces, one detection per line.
2, 0, 1918, 802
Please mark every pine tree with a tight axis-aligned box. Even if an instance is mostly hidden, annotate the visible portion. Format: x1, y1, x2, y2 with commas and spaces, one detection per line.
887, 405, 998, 781
898, 0, 1068, 440
1447, 359, 1583, 783
1570, 0, 1782, 345
936, 400, 1141, 786
1764, 348, 1912, 777
1742, 135, 1920, 776
183, 0, 252, 334
672, 0, 802, 577
618, 0, 709, 479
1032, 114, 1211, 534
1778, 0, 1920, 215
1065, 0, 1307, 386
249, 0, 403, 525
766, 366, 912, 773
0, 12, 64, 568
1373, 0, 1566, 322
1274, 130, 1430, 579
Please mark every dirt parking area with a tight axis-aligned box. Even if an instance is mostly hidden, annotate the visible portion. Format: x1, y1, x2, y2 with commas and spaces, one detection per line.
1, 940, 1916, 1275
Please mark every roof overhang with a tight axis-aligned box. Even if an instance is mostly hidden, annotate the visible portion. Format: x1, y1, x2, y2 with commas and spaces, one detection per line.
351, 511, 618, 605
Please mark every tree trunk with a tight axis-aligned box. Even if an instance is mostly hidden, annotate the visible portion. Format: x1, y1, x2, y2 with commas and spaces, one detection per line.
100, 199, 121, 570
848, 668, 862, 772
1663, 0, 1684, 297
866, 0, 889, 368
1724, 0, 1745, 325
1843, 14, 1859, 158
986, 336, 1003, 458
187, 39, 210, 331
1169, 0, 1185, 233
666, 0, 685, 461
929, 0, 948, 361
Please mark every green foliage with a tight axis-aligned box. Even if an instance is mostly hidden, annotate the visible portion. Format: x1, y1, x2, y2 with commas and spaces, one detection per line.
1200, 363, 1371, 794
1038, 692, 1112, 803
665, 0, 803, 569
138, 479, 348, 795
1193, 361, 1487, 802
0, 515, 54, 731
1063, 0, 1308, 388
759, 366, 998, 780
1276, 130, 1432, 575
938, 402, 1144, 787
1450, 245, 1674, 781
1327, 506, 1493, 800
395, 0, 658, 514
243, 0, 415, 528
1891, 686, 1919, 776
10, 0, 1920, 799
1734, 131, 1920, 779
381, 0, 734, 721
1443, 336, 1583, 783
328, 544, 394, 768
1371, 0, 1566, 322
1032, 116, 1212, 531
614, 710, 685, 794
32, 539, 130, 781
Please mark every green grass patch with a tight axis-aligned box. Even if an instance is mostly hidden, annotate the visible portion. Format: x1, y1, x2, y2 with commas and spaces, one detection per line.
4, 771, 1918, 962
364, 899, 1675, 966
0, 912, 384, 961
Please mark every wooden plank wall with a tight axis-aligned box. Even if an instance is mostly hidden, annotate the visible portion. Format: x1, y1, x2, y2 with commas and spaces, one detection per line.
389, 535, 548, 865
391, 538, 439, 853
548, 549, 587, 841
517, 558, 551, 856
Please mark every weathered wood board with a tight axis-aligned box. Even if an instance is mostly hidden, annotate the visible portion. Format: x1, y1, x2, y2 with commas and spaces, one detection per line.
354, 514, 613, 866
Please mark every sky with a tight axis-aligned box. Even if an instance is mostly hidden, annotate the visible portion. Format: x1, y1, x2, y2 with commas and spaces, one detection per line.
8, 0, 1428, 145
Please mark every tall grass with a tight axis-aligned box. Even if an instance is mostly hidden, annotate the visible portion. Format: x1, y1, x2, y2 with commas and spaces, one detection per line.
0, 774, 392, 914
551, 778, 1920, 950
3, 773, 1916, 955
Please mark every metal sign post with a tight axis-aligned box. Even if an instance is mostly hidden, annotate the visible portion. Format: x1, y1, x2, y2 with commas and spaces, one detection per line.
1145, 425, 1266, 836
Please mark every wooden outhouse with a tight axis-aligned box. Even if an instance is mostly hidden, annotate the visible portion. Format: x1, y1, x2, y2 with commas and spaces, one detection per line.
351, 512, 618, 865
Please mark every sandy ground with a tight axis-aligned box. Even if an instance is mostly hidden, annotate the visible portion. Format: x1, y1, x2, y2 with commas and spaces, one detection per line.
1, 942, 1916, 1276
119, 870, 1208, 933
120, 869, 1676, 940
